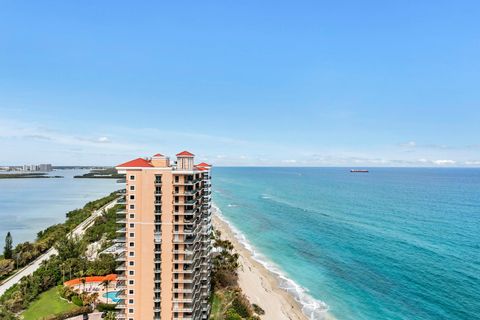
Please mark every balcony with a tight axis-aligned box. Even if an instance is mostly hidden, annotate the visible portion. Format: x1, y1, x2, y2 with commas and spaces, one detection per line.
175, 199, 196, 206
173, 305, 193, 313
117, 219, 126, 224
117, 198, 127, 205
173, 297, 194, 303
115, 237, 126, 243
174, 189, 197, 196
116, 228, 126, 234
116, 263, 127, 271
173, 288, 193, 294
154, 232, 162, 243
116, 302, 126, 310
116, 283, 127, 290
183, 209, 198, 215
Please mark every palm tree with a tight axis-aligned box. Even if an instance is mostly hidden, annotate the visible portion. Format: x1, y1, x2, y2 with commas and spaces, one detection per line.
80, 278, 86, 293
104, 311, 116, 320
90, 292, 99, 307
101, 279, 112, 303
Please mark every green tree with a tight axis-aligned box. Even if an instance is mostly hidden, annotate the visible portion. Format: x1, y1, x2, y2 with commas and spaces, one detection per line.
54, 235, 83, 261
4, 232, 13, 259
0, 259, 15, 277
101, 279, 111, 303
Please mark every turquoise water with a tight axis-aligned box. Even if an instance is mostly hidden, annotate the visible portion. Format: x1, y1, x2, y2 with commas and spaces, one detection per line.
103, 291, 121, 303
212, 167, 480, 320
0, 169, 120, 248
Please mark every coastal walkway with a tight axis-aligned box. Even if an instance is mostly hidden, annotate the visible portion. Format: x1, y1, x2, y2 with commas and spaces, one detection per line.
0, 199, 118, 296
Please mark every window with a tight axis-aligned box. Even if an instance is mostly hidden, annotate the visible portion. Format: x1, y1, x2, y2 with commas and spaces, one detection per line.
129, 214, 135, 219
129, 242, 134, 247
129, 299, 134, 304
129, 204, 135, 210
130, 195, 135, 200
128, 308, 134, 313
130, 185, 135, 191
129, 290, 134, 295
129, 251, 135, 257
129, 232, 134, 237
129, 270, 134, 275
130, 223, 134, 228
129, 261, 134, 266
130, 175, 135, 180
129, 280, 134, 285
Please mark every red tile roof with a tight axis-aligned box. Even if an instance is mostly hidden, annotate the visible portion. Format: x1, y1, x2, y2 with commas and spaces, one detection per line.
117, 158, 153, 168
64, 274, 117, 287
196, 162, 211, 167
196, 167, 208, 171
176, 151, 194, 157
152, 153, 164, 157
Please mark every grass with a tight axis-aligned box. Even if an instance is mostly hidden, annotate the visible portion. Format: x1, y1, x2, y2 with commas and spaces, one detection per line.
210, 289, 237, 320
22, 286, 79, 320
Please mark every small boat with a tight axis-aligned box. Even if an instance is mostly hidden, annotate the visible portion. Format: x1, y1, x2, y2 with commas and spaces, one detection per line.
350, 169, 369, 173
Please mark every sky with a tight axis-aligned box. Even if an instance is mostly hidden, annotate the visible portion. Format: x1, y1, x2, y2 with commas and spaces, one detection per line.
0, 1, 479, 167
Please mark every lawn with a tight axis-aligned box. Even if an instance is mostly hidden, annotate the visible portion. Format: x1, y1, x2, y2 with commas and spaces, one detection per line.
22, 286, 80, 320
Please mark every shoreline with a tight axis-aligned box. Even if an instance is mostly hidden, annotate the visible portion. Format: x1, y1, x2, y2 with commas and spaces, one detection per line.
213, 206, 335, 320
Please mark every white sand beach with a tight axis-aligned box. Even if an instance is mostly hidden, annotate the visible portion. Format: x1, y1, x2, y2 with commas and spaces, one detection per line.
213, 214, 308, 320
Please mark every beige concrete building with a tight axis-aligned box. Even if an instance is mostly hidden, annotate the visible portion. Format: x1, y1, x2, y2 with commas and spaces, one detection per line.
115, 151, 212, 320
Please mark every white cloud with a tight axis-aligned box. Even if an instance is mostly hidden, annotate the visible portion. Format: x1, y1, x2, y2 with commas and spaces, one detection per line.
465, 160, 480, 165
400, 141, 417, 147
282, 159, 297, 164
97, 137, 110, 143
433, 160, 456, 165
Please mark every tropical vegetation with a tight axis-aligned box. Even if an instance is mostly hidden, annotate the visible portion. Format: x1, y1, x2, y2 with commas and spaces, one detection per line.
210, 230, 263, 320
0, 192, 121, 319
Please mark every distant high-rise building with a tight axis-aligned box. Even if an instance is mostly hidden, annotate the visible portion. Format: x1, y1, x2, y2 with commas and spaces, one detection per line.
39, 164, 52, 172
115, 151, 212, 320
20, 164, 52, 172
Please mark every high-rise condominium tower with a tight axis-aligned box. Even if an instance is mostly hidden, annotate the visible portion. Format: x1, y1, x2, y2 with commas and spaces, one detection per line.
115, 151, 212, 320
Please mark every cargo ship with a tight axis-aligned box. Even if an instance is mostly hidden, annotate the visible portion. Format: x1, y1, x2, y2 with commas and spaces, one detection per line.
350, 169, 369, 173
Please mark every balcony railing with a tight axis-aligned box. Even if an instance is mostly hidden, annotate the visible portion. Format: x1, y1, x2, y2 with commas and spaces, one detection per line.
116, 264, 127, 271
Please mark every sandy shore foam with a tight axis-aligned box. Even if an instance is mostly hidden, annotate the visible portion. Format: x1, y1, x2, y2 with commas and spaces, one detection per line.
212, 204, 335, 320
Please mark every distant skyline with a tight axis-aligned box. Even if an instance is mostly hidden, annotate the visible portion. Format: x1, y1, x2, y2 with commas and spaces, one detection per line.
1, 1, 479, 166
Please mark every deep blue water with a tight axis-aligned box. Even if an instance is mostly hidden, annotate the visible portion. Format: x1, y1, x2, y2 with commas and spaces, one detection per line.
0, 169, 120, 248
212, 167, 480, 320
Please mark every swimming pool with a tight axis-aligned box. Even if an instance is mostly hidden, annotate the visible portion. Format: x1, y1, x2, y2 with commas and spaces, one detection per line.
102, 291, 121, 303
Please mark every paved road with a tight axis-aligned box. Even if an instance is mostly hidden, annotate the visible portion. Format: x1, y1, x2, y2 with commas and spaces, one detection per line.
0, 199, 118, 296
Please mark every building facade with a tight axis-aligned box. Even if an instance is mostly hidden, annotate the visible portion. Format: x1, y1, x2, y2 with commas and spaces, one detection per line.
115, 152, 212, 320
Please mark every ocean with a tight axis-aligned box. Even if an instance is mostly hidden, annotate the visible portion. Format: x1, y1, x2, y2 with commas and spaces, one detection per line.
211, 167, 480, 320
0, 169, 120, 248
